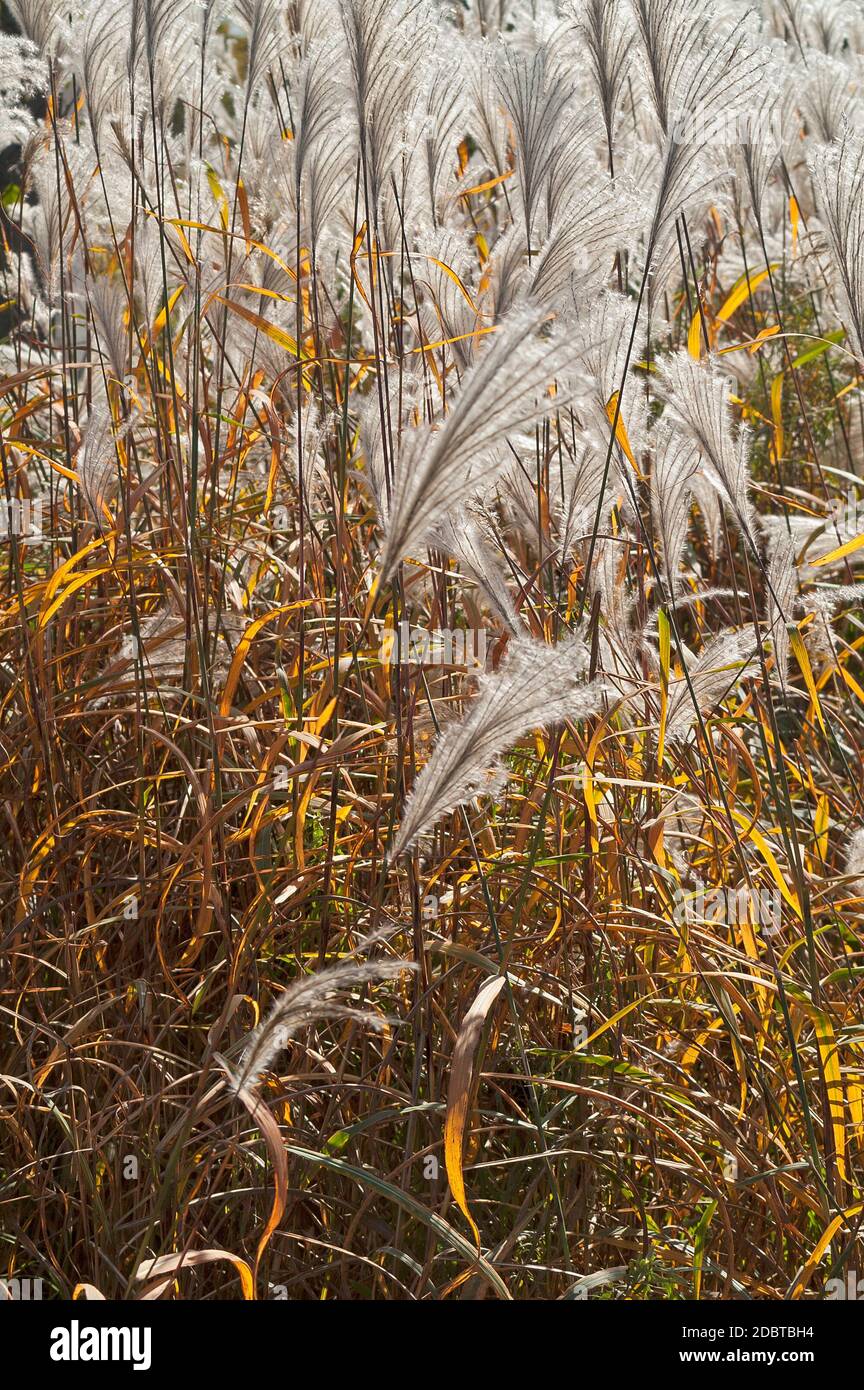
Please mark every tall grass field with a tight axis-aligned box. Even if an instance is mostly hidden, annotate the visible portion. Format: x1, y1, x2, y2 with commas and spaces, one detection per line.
2, 0, 864, 1303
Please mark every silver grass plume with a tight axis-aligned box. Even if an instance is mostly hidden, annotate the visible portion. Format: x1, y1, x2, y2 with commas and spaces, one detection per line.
430, 513, 521, 635
797, 583, 864, 667
6, 0, 66, 58
340, 0, 422, 119
480, 224, 530, 322
665, 629, 756, 742
234, 0, 284, 92
133, 213, 184, 334
769, 0, 808, 52
377, 308, 591, 581
127, 0, 143, 86
631, 2, 767, 266
731, 66, 791, 235
76, 1, 130, 144
494, 41, 573, 249
227, 930, 415, 1092
810, 129, 864, 362
574, 0, 633, 173
545, 99, 606, 235
355, 366, 427, 524
844, 829, 864, 900
88, 276, 133, 384
288, 0, 338, 49
656, 350, 755, 541
286, 396, 330, 506
389, 635, 604, 859
288, 36, 343, 190
494, 437, 557, 549
339, 0, 430, 207
802, 52, 860, 146
631, 0, 710, 139
553, 438, 612, 565
273, 39, 355, 260
590, 535, 635, 637
127, 0, 198, 113
765, 530, 798, 690
121, 604, 186, 681
76, 401, 125, 524
588, 538, 644, 698
417, 43, 467, 226
569, 291, 648, 474
808, 0, 857, 56
690, 470, 722, 558
578, 287, 647, 409
528, 190, 624, 312
28, 148, 76, 298
303, 123, 356, 263
650, 418, 699, 593
467, 45, 511, 182
142, 0, 179, 66
412, 228, 479, 374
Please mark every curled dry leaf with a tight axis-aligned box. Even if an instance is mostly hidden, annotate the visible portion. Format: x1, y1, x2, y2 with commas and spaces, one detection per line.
444, 975, 507, 1244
